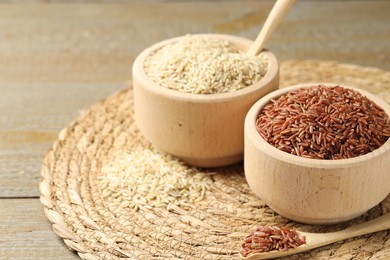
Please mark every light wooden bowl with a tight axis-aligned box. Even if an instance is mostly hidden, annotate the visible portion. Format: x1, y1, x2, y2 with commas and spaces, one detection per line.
244, 83, 390, 224
133, 34, 279, 167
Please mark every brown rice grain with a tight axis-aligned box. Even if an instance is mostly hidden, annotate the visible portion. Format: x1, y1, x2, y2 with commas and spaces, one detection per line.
240, 226, 306, 257
256, 85, 390, 159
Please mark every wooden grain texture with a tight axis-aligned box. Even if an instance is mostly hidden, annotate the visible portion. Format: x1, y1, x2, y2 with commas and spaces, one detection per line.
0, 199, 79, 259
0, 1, 388, 85
0, 83, 124, 197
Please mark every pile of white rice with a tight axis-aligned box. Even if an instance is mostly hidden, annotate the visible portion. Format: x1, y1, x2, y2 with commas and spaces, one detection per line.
144, 35, 268, 94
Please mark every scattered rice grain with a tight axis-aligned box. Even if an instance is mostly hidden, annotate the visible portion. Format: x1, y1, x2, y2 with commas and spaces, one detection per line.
98, 148, 213, 209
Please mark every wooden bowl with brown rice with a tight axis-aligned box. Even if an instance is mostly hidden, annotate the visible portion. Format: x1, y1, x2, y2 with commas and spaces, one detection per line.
133, 34, 279, 167
244, 83, 390, 224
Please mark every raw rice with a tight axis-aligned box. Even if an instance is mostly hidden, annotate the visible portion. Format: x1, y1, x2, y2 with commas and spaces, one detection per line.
98, 148, 213, 209
256, 85, 390, 159
144, 35, 268, 94
240, 226, 306, 257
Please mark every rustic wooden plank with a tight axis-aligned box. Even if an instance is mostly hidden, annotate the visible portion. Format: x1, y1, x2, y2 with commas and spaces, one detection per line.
0, 3, 269, 84
0, 198, 79, 259
0, 2, 387, 85
0, 83, 123, 197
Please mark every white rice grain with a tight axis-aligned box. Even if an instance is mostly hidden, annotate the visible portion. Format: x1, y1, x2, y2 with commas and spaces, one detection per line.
99, 148, 214, 209
144, 35, 268, 94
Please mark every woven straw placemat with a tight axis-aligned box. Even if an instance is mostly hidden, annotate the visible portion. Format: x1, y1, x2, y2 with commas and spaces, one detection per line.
40, 60, 390, 260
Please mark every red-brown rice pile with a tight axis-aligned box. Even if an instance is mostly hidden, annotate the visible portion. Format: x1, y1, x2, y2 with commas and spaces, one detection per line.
256, 85, 390, 159
240, 226, 306, 257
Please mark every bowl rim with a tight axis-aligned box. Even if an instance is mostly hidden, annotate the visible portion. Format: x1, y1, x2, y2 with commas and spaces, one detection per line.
245, 82, 390, 169
132, 33, 279, 103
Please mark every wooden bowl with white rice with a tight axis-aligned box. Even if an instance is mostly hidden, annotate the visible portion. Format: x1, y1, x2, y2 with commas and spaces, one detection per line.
244, 83, 390, 224
133, 34, 279, 167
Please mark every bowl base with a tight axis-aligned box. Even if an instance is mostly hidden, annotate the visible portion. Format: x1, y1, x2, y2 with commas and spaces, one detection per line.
179, 153, 243, 168
269, 205, 368, 225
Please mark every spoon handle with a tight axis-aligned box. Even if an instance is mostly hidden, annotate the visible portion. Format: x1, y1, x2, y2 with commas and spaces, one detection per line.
320, 212, 390, 245
247, 0, 296, 56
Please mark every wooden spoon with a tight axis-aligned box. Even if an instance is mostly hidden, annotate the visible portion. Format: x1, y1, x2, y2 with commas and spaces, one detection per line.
241, 212, 390, 259
247, 0, 296, 56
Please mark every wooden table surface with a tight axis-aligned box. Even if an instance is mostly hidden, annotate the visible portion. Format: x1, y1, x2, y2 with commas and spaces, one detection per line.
0, 1, 389, 259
